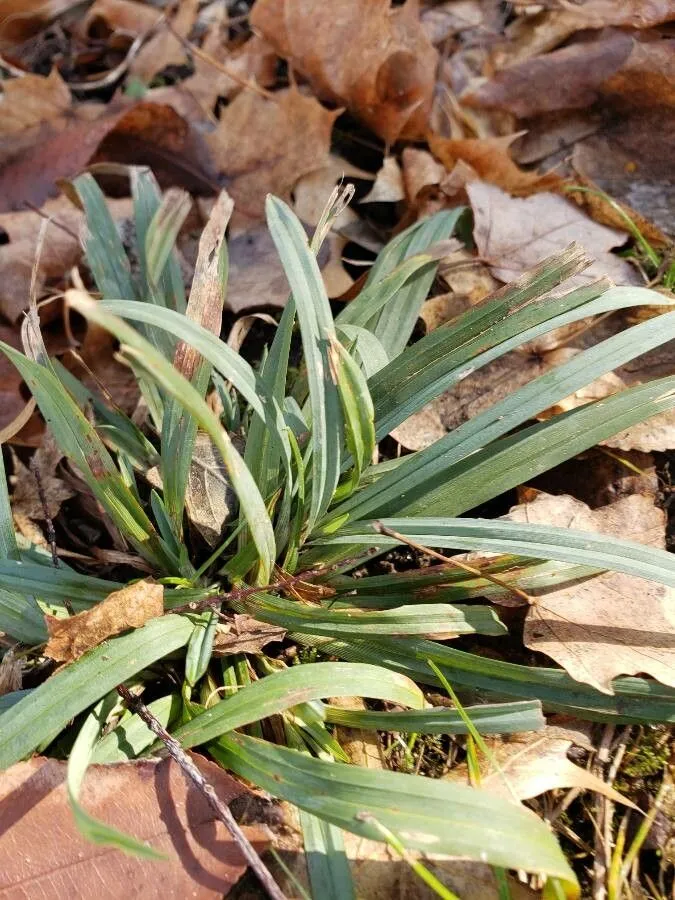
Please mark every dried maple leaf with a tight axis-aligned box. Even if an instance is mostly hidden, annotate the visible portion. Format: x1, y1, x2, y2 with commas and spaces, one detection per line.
505, 493, 675, 694
207, 87, 337, 229
468, 181, 641, 288
250, 0, 437, 144
429, 133, 563, 197
0, 755, 269, 900
0, 70, 71, 136
44, 580, 164, 663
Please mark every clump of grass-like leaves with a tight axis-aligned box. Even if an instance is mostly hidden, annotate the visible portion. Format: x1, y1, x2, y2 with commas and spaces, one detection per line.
1, 169, 675, 899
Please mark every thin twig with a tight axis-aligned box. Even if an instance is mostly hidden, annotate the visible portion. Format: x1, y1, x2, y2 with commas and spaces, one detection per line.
165, 19, 275, 100
170, 550, 377, 615
373, 522, 536, 606
116, 683, 287, 900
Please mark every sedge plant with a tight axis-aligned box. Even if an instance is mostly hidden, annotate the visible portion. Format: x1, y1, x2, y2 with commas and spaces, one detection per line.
1, 169, 675, 898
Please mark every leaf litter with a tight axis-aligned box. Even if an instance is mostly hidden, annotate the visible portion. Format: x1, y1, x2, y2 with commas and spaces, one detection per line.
1, 1, 675, 897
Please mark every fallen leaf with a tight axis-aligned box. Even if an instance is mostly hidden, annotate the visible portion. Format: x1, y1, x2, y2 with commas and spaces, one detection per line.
361, 156, 405, 204
0, 97, 216, 213
513, 110, 603, 166
78, 0, 162, 38
0, 324, 34, 437
429, 133, 563, 196
421, 1, 488, 45
250, 0, 437, 144
0, 648, 22, 695
0, 755, 269, 900
401, 146, 444, 204
0, 196, 131, 323
10, 433, 74, 543
129, 0, 199, 82
390, 404, 446, 452
506, 493, 675, 693
213, 614, 286, 655
226, 223, 297, 313
44, 579, 164, 663
182, 33, 278, 114
468, 181, 641, 288
329, 696, 386, 769
454, 730, 636, 806
185, 431, 235, 546
208, 87, 337, 230
0, 69, 71, 135
0, 0, 81, 47
71, 319, 140, 415
493, 0, 675, 68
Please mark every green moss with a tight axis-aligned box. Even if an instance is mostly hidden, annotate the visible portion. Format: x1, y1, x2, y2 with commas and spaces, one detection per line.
615, 726, 671, 795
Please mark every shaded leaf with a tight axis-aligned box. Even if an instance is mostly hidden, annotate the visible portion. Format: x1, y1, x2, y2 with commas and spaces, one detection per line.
212, 615, 286, 656
10, 434, 73, 545
45, 580, 164, 664
0, 755, 269, 898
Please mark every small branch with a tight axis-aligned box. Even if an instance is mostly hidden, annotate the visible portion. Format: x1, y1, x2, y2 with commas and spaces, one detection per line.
116, 683, 287, 900
29, 456, 74, 614
373, 522, 535, 606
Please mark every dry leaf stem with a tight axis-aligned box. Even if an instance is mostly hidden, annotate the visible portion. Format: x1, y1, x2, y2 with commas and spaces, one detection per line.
116, 684, 286, 900
373, 522, 535, 605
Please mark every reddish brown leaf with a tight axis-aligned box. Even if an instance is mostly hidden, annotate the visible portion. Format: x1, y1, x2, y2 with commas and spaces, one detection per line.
429, 133, 563, 197
0, 755, 269, 900
44, 580, 164, 663
0, 101, 216, 214
207, 87, 337, 228
250, 0, 437, 144
0, 0, 81, 47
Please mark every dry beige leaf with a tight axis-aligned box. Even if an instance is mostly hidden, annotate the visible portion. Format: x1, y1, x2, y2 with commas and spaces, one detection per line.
421, 1, 486, 44
401, 146, 444, 204
506, 493, 675, 694
466, 731, 636, 807
390, 403, 446, 452
361, 156, 405, 204
0, 648, 22, 695
251, 0, 437, 144
0, 69, 71, 135
44, 579, 164, 663
213, 614, 286, 656
182, 33, 278, 113
77, 0, 162, 38
208, 87, 337, 230
468, 181, 641, 288
185, 431, 235, 546
0, 755, 269, 900
130, 0, 199, 82
10, 433, 74, 544
329, 696, 386, 770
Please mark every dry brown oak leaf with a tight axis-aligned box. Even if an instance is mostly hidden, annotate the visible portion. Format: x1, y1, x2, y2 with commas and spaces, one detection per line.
208, 86, 337, 230
0, 755, 269, 900
506, 492, 675, 694
250, 0, 437, 144
44, 579, 164, 663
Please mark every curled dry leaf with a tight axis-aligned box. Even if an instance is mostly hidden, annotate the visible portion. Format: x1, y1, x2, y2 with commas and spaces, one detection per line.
0, 755, 269, 900
78, 0, 162, 38
250, 0, 437, 144
505, 493, 675, 694
207, 87, 337, 230
468, 181, 641, 288
213, 614, 286, 656
44, 579, 164, 663
429, 132, 563, 197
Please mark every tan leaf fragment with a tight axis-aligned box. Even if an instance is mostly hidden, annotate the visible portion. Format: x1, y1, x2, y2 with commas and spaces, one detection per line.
0, 69, 71, 135
77, 0, 162, 38
0, 648, 22, 696
454, 731, 636, 807
208, 87, 337, 230
10, 434, 74, 545
250, 0, 437, 144
0, 0, 82, 47
0, 755, 269, 900
130, 0, 200, 82
185, 431, 235, 546
44, 579, 164, 663
213, 615, 286, 656
468, 180, 641, 289
361, 156, 405, 204
506, 493, 675, 694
